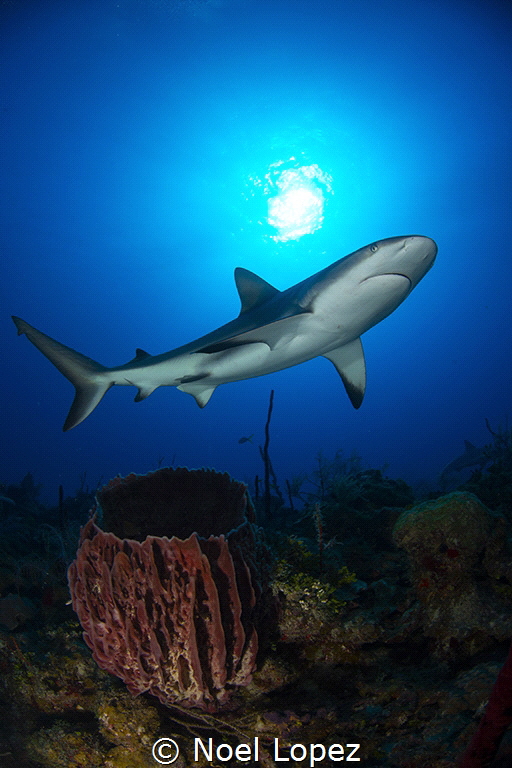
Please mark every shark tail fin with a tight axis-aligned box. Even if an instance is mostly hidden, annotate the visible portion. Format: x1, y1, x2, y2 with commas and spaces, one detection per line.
12, 316, 111, 431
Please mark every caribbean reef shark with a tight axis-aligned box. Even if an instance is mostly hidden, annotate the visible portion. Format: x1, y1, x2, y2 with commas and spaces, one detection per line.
12, 235, 436, 431
440, 440, 489, 486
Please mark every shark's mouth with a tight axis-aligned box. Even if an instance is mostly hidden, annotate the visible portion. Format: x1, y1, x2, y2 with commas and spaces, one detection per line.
363, 271, 412, 282
361, 273, 412, 290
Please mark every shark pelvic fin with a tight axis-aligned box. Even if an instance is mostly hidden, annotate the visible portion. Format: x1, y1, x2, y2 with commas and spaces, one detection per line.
134, 384, 157, 402
12, 316, 111, 431
323, 338, 366, 409
234, 267, 280, 314
176, 375, 217, 407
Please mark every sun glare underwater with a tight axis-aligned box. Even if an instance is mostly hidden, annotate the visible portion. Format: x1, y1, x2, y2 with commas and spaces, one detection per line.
260, 159, 333, 242
2, 0, 512, 503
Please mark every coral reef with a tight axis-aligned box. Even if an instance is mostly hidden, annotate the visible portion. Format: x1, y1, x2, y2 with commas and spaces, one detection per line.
286, 455, 414, 563
4, 459, 512, 766
0, 474, 94, 641
68, 467, 276, 712
393, 492, 512, 657
462, 422, 512, 516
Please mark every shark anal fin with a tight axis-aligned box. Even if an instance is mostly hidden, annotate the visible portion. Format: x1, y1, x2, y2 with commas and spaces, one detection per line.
323, 338, 366, 409
234, 267, 280, 314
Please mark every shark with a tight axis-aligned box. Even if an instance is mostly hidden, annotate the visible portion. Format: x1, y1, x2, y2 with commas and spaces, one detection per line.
440, 440, 490, 486
12, 234, 437, 431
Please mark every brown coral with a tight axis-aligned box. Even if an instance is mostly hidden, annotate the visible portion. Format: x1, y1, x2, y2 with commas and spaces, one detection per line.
68, 468, 274, 711
393, 491, 512, 657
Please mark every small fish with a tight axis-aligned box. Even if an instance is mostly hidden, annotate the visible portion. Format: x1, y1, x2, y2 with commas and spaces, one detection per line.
238, 434, 254, 444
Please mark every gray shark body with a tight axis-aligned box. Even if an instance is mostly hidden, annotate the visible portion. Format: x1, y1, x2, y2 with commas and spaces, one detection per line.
13, 235, 437, 430
440, 440, 489, 484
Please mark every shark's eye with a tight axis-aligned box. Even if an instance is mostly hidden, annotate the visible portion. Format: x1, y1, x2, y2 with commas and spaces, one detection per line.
370, 244, 379, 253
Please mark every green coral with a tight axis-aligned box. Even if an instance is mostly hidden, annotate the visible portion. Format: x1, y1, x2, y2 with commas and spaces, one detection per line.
26, 722, 104, 767
272, 533, 353, 577
274, 566, 347, 613
273, 536, 356, 615
97, 690, 160, 750
276, 535, 316, 570
7, 636, 108, 715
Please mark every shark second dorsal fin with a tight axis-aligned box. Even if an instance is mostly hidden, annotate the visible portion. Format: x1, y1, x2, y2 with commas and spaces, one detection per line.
234, 267, 280, 314
323, 338, 366, 409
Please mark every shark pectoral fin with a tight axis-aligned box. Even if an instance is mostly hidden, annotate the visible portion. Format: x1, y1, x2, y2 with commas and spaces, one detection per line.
323, 338, 366, 409
234, 267, 280, 314
176, 375, 217, 408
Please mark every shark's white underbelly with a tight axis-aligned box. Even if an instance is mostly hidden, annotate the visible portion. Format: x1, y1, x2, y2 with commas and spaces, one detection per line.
195, 325, 350, 384
117, 314, 357, 390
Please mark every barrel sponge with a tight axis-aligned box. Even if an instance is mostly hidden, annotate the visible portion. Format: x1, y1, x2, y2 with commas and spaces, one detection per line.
68, 467, 274, 711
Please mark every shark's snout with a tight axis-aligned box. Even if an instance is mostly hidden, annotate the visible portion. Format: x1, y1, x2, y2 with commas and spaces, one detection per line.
361, 235, 436, 290
405, 235, 437, 262
387, 235, 437, 287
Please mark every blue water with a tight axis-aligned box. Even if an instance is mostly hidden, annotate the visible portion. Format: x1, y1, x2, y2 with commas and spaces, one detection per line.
1, 0, 511, 504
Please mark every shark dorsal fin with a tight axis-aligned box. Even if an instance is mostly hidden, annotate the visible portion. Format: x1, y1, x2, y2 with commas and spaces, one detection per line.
464, 440, 475, 451
234, 267, 280, 314
126, 348, 151, 365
